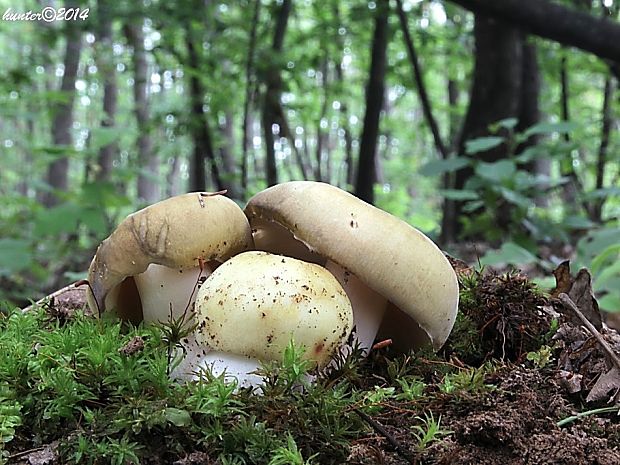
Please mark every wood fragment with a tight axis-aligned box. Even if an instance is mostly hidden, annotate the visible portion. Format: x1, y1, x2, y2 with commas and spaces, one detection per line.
354, 408, 415, 465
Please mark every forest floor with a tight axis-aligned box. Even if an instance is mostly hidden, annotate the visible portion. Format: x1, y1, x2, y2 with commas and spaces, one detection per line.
4, 261, 620, 465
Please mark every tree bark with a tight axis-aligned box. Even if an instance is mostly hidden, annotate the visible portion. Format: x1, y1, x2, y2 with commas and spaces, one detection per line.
219, 111, 240, 198
43, 6, 82, 207
186, 30, 224, 193
241, 0, 261, 195
355, 0, 389, 204
125, 21, 159, 203
95, 0, 117, 183
449, 0, 620, 62
261, 0, 292, 186
590, 77, 614, 222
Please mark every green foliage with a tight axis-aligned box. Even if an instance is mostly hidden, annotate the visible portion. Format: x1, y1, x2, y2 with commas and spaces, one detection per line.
411, 411, 452, 452
526, 345, 554, 369
0, 308, 366, 463
438, 366, 495, 395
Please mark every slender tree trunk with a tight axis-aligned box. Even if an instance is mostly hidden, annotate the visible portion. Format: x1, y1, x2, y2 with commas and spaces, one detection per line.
355, 0, 389, 204
517, 41, 547, 206
558, 53, 581, 207
396, 0, 448, 159
43, 7, 82, 207
219, 111, 240, 198
186, 31, 224, 193
262, 0, 307, 186
332, 5, 354, 188
590, 77, 614, 222
95, 0, 117, 183
167, 155, 183, 197
315, 58, 330, 182
125, 21, 158, 202
241, 0, 261, 195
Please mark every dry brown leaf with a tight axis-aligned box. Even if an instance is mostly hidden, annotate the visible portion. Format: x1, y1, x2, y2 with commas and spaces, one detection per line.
586, 366, 620, 405
551, 262, 603, 330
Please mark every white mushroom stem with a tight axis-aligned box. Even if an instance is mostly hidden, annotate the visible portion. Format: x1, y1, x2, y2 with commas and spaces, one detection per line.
133, 263, 211, 324
196, 351, 264, 389
325, 260, 387, 353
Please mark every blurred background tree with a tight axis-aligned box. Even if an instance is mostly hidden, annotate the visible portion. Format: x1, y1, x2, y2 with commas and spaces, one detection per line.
0, 0, 619, 312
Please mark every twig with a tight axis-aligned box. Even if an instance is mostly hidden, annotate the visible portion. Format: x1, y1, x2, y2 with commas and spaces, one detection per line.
21, 281, 88, 313
354, 408, 416, 465
8, 446, 45, 460
559, 293, 620, 371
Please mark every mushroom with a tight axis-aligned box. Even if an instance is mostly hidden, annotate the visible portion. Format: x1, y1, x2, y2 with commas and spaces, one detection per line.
193, 251, 353, 387
87, 192, 254, 325
244, 181, 459, 353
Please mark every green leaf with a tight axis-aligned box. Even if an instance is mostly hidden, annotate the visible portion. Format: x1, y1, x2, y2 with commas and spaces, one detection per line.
489, 117, 518, 132
498, 187, 531, 208
465, 136, 504, 154
164, 408, 192, 427
419, 157, 470, 177
591, 244, 620, 276
0, 239, 32, 275
598, 293, 620, 313
524, 121, 578, 137
562, 215, 596, 230
474, 160, 516, 181
480, 242, 538, 267
439, 189, 480, 201
33, 203, 83, 237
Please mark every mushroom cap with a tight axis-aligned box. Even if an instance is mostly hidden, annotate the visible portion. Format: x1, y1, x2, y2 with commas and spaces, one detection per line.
194, 251, 353, 367
244, 181, 459, 351
87, 192, 253, 320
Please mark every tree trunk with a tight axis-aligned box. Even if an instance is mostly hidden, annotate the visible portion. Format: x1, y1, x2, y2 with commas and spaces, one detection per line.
315, 58, 330, 182
441, 16, 523, 242
186, 31, 224, 193
241, 0, 261, 196
590, 77, 614, 222
125, 21, 158, 203
261, 0, 307, 186
355, 0, 389, 204
517, 41, 548, 207
43, 6, 82, 207
95, 0, 117, 183
558, 53, 581, 207
219, 111, 241, 198
396, 0, 448, 159
449, 0, 620, 62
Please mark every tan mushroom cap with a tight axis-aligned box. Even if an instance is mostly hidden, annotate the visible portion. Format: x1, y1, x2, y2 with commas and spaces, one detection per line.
244, 181, 459, 351
87, 192, 253, 321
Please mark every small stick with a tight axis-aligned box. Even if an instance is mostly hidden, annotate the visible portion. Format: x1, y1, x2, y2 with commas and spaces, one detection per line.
371, 339, 393, 351
559, 293, 620, 372
354, 408, 416, 465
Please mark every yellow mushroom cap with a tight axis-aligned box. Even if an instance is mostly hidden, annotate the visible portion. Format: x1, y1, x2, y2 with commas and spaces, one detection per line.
87, 192, 253, 321
244, 181, 459, 351
194, 251, 354, 367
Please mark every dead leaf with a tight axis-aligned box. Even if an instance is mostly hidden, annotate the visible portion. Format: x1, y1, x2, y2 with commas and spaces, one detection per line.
551, 260, 572, 298
551, 262, 603, 330
586, 366, 620, 405
556, 370, 583, 394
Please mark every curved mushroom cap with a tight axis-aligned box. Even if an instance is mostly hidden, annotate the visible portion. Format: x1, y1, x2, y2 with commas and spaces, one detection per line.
87, 192, 253, 320
244, 181, 459, 351
194, 251, 353, 367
